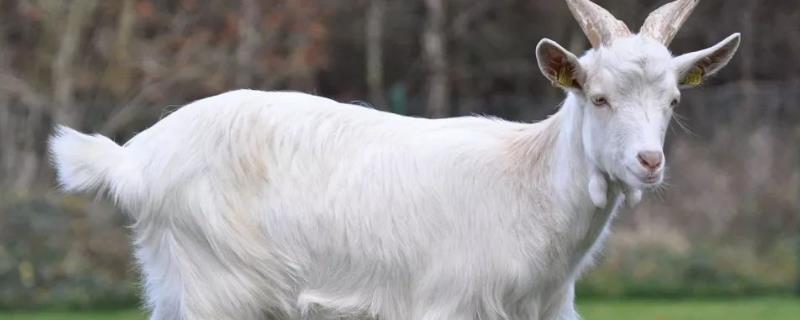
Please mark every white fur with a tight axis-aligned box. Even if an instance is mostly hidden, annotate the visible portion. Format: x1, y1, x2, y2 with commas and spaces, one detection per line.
625, 189, 643, 207
49, 34, 739, 320
587, 167, 607, 208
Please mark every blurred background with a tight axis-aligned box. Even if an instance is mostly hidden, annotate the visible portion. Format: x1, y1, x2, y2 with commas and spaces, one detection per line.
0, 0, 798, 319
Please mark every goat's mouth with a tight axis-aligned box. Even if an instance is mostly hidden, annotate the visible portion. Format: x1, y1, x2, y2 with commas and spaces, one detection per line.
639, 174, 661, 185
624, 166, 663, 188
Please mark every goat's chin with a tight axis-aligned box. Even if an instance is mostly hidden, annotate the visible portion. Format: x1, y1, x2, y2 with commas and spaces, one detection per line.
632, 174, 663, 189
635, 177, 663, 190
618, 167, 663, 190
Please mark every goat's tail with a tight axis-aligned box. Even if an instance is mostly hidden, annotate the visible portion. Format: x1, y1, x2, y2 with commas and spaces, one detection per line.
49, 126, 141, 205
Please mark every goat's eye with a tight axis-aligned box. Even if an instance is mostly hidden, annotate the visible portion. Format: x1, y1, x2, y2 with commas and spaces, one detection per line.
670, 98, 680, 107
591, 96, 609, 107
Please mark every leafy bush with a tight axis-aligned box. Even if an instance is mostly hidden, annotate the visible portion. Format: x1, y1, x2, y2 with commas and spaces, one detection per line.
578, 229, 796, 298
0, 193, 139, 309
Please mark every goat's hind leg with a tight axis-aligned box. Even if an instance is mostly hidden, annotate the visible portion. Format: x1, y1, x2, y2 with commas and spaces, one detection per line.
137, 232, 275, 320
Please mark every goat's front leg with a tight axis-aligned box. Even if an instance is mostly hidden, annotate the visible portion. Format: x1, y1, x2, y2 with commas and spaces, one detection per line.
544, 285, 580, 320
553, 304, 580, 320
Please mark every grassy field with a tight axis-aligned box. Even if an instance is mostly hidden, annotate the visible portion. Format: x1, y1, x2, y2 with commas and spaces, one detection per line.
0, 309, 144, 320
580, 297, 800, 320
0, 298, 797, 319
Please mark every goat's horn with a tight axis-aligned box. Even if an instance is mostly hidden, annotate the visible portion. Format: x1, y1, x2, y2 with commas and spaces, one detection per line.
640, 0, 700, 46
565, 0, 632, 49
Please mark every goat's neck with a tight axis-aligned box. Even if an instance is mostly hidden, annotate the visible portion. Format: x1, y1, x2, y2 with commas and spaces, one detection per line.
546, 93, 623, 207
513, 93, 625, 266
555, 93, 626, 261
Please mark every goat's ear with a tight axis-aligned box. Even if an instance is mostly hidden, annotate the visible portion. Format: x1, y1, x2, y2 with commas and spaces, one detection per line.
673, 33, 741, 88
536, 39, 584, 90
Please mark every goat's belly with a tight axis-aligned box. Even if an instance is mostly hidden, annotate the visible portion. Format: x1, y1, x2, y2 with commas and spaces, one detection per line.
284, 237, 546, 319
282, 237, 578, 319
257, 180, 573, 318
247, 151, 572, 318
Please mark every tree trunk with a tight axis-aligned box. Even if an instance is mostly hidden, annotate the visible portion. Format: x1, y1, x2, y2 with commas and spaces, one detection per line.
366, 0, 387, 109
236, 0, 261, 88
52, 0, 98, 128
422, 0, 449, 118
0, 73, 47, 190
106, 0, 135, 96
736, 0, 756, 128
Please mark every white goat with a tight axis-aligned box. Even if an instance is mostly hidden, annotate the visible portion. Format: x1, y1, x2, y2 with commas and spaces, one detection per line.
49, 0, 739, 319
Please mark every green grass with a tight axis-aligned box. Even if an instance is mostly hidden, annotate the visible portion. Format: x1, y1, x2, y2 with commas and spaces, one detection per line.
0, 309, 145, 320
0, 298, 797, 319
579, 297, 800, 320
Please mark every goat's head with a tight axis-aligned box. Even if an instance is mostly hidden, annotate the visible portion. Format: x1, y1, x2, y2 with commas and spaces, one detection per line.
536, 0, 739, 189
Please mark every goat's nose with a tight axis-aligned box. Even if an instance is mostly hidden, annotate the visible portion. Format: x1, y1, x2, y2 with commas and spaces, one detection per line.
637, 151, 663, 171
